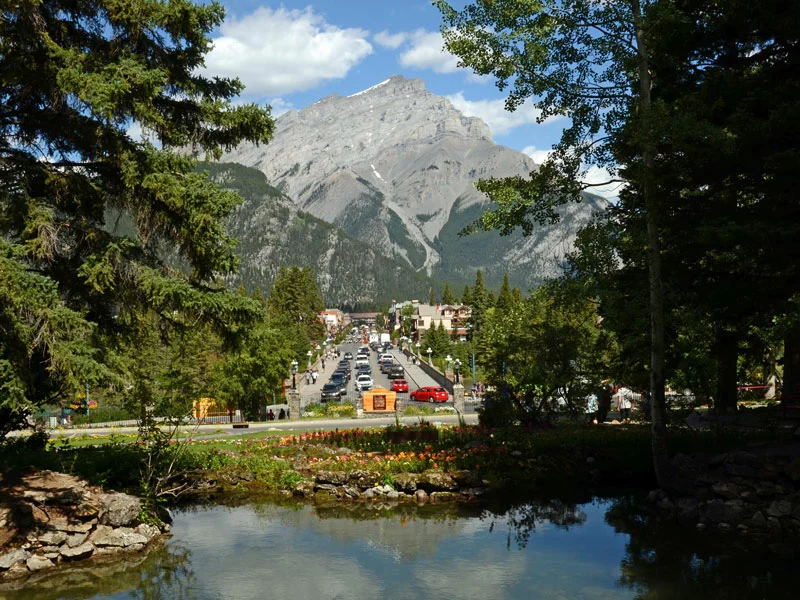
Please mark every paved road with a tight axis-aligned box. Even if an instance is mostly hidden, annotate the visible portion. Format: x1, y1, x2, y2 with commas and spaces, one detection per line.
45, 413, 478, 440
299, 341, 444, 402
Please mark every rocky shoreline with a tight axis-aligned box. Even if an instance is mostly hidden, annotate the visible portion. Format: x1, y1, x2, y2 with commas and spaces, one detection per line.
649, 442, 800, 536
0, 470, 169, 583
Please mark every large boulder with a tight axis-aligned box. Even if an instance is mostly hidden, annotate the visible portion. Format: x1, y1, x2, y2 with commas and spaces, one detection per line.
99, 493, 141, 527
416, 471, 458, 493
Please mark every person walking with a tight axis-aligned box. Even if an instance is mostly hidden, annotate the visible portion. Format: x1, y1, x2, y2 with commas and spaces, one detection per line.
585, 393, 599, 424
312, 369, 318, 384
616, 387, 633, 423
305, 369, 311, 385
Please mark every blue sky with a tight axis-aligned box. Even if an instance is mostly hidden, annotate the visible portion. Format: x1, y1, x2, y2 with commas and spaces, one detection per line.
203, 1, 617, 197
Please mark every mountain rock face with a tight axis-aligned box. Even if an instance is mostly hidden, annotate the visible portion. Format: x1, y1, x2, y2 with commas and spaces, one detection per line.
223, 74, 607, 291
206, 163, 438, 309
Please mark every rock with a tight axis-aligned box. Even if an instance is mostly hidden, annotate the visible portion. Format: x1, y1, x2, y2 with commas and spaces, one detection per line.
46, 520, 95, 533
375, 485, 395, 495
430, 492, 458, 502
342, 486, 361, 499
386, 491, 400, 500
59, 543, 94, 561
292, 481, 315, 498
767, 517, 782, 533
747, 511, 767, 530
415, 489, 428, 503
786, 459, 800, 481
315, 471, 348, 485
135, 524, 161, 543
416, 471, 457, 492
711, 483, 741, 500
0, 506, 11, 528
703, 499, 725, 523
348, 470, 381, 489
696, 523, 706, 531
74, 502, 100, 521
99, 493, 141, 528
314, 483, 341, 496
393, 473, 418, 493
26, 554, 53, 572
362, 489, 375, 499
676, 498, 699, 522
723, 500, 746, 522
0, 549, 30, 571
91, 526, 149, 548
718, 522, 732, 531
451, 470, 482, 488
766, 500, 792, 518
37, 530, 68, 546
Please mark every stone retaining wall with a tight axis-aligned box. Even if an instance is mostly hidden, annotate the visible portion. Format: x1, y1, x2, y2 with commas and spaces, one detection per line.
650, 443, 800, 535
0, 470, 168, 582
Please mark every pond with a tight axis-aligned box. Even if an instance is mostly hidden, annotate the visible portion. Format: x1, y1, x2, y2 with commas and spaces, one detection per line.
4, 496, 798, 600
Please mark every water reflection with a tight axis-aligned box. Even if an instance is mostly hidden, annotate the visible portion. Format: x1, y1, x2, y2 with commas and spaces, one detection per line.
3, 495, 798, 600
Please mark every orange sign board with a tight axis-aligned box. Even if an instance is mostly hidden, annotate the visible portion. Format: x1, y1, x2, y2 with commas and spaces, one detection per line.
362, 388, 396, 412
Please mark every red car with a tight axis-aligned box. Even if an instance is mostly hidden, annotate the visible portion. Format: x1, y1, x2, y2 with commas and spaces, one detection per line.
410, 386, 449, 403
392, 378, 409, 393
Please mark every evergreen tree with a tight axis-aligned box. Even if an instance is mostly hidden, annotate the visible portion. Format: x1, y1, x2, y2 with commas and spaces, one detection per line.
442, 283, 456, 305
461, 285, 473, 307
0, 0, 274, 432
429, 287, 437, 306
496, 273, 515, 312
267, 266, 325, 353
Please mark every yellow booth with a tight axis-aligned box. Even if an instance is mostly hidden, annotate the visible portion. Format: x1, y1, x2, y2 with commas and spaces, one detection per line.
362, 388, 397, 413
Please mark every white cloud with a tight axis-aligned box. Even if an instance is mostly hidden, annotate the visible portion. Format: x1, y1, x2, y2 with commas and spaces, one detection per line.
581, 165, 625, 200
268, 98, 294, 117
446, 92, 558, 136
521, 145, 554, 165
374, 30, 407, 49
399, 30, 461, 73
203, 7, 372, 97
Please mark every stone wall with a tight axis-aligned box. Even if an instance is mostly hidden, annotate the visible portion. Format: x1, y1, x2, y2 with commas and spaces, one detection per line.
650, 442, 800, 535
0, 470, 167, 582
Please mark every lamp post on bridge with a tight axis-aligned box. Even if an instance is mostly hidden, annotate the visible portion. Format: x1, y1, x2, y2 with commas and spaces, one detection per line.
427, 347, 433, 365
454, 359, 461, 383
290, 360, 298, 390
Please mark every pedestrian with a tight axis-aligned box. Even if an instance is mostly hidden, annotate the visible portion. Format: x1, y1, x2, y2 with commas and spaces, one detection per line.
616, 386, 633, 423
321, 358, 326, 370
268, 409, 275, 421
597, 381, 612, 423
312, 369, 318, 384
305, 369, 310, 385
585, 393, 599, 424
278, 408, 286, 420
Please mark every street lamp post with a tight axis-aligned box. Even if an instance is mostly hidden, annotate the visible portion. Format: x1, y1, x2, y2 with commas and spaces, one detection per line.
415, 342, 420, 357
307, 350, 313, 370
427, 347, 433, 365
291, 360, 299, 390
445, 354, 452, 373
454, 359, 461, 383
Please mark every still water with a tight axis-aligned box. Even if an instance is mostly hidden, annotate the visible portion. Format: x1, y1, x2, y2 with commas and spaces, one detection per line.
4, 497, 798, 600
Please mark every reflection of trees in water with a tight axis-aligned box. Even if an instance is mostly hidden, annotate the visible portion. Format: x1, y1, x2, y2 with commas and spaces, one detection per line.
481, 498, 588, 550
605, 496, 799, 600
0, 543, 194, 600
130, 544, 195, 600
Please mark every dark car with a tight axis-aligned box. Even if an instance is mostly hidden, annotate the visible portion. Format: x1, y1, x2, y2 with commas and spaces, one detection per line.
329, 373, 347, 387
333, 368, 350, 381
379, 359, 394, 374
410, 386, 449, 403
337, 360, 351, 373
388, 365, 405, 379
356, 364, 372, 376
343, 351, 353, 360
321, 382, 345, 402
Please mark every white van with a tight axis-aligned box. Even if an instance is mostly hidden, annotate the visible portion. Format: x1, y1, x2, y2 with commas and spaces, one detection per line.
378, 353, 393, 363
355, 354, 369, 367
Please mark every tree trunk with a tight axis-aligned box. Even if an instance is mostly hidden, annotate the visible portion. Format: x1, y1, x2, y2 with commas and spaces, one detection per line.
714, 329, 739, 412
783, 325, 800, 399
632, 0, 671, 489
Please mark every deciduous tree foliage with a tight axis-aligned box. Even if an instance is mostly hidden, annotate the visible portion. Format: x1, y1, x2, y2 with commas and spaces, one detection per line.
438, 0, 672, 485
0, 0, 274, 433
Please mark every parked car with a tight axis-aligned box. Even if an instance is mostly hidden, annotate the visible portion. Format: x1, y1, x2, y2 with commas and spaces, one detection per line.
379, 359, 394, 374
388, 365, 405, 379
356, 364, 372, 376
355, 355, 369, 368
355, 374, 373, 392
321, 382, 345, 402
392, 379, 409, 393
410, 386, 449, 403
333, 368, 350, 381
343, 351, 353, 360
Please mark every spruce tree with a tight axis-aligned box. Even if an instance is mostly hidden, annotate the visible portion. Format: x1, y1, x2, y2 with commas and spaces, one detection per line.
0, 0, 274, 431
